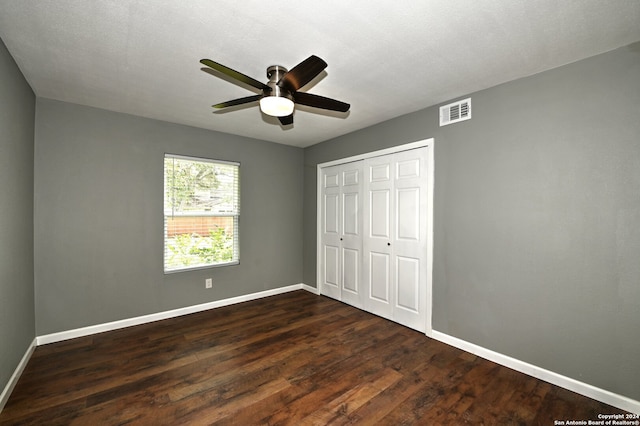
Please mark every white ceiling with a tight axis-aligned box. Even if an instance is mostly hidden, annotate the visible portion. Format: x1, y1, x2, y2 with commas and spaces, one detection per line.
1, 1, 639, 148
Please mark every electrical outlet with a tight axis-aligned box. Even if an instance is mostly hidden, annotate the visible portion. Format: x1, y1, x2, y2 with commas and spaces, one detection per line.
205, 278, 213, 289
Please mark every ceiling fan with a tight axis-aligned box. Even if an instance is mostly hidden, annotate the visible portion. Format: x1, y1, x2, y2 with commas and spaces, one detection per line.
200, 55, 350, 125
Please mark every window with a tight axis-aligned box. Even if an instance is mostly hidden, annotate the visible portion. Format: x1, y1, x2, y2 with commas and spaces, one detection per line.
164, 154, 240, 272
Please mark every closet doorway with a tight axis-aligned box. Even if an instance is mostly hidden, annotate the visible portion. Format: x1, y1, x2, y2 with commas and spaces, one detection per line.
317, 139, 434, 333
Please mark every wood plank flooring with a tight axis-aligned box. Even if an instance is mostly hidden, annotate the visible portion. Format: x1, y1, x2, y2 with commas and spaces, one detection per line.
0, 290, 628, 425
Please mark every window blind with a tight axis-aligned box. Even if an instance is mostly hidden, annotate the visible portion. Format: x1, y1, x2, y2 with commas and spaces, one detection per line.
163, 154, 240, 272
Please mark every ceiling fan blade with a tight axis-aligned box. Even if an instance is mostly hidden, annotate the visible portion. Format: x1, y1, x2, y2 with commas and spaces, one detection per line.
278, 114, 294, 125
294, 92, 350, 112
212, 94, 263, 109
200, 59, 269, 91
278, 55, 327, 92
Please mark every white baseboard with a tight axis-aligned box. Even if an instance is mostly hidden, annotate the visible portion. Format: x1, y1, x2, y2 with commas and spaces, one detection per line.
37, 284, 312, 346
431, 330, 640, 415
0, 338, 36, 413
301, 283, 320, 294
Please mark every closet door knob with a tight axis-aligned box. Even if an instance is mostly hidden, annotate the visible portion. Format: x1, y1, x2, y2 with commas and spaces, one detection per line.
387, 242, 391, 246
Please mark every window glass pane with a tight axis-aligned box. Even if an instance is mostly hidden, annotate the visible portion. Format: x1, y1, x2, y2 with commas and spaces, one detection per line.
164, 155, 239, 272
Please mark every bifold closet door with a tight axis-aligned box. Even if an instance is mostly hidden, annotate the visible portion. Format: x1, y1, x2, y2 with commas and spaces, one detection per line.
319, 161, 364, 308
363, 148, 428, 332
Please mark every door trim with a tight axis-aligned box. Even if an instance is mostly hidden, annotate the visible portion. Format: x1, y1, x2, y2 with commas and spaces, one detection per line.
316, 138, 435, 336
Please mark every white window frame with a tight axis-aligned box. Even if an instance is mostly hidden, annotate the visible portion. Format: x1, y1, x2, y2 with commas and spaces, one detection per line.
163, 153, 240, 273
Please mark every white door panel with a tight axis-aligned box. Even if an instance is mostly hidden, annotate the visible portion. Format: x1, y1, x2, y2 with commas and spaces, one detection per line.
342, 247, 359, 294
396, 187, 420, 241
324, 194, 339, 234
370, 163, 390, 182
370, 190, 390, 238
396, 256, 420, 312
397, 158, 420, 179
323, 245, 340, 298
343, 168, 359, 185
368, 251, 392, 320
369, 252, 390, 301
324, 171, 339, 188
343, 192, 358, 236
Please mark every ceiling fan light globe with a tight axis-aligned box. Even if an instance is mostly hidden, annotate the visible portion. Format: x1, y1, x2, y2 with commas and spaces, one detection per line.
260, 96, 294, 117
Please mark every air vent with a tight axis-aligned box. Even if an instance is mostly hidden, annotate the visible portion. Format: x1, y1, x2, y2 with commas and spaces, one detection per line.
439, 98, 471, 126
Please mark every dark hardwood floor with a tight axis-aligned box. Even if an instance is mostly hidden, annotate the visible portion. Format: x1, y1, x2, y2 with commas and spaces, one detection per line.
0, 290, 627, 425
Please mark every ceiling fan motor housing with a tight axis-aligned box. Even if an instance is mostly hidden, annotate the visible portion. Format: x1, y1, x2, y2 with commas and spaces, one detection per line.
265, 65, 293, 101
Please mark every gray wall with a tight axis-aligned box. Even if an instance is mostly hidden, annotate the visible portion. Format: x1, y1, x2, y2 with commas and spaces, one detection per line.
34, 99, 304, 335
304, 43, 640, 401
0, 38, 35, 394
